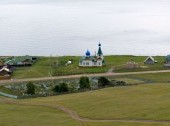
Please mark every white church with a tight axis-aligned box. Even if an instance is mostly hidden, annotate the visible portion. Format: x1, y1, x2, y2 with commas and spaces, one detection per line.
79, 43, 105, 67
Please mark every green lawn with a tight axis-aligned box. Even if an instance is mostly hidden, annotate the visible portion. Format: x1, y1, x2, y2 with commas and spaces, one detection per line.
24, 83, 170, 120
0, 104, 80, 126
12, 57, 51, 79
1, 83, 170, 125
127, 72, 170, 83
11, 55, 167, 79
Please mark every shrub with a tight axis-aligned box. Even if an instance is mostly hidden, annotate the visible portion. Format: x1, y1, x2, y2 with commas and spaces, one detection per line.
116, 81, 126, 86
98, 77, 110, 87
26, 81, 35, 95
54, 83, 69, 93
79, 76, 90, 90
110, 80, 127, 86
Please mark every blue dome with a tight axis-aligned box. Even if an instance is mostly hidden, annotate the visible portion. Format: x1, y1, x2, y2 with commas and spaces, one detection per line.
86, 50, 90, 56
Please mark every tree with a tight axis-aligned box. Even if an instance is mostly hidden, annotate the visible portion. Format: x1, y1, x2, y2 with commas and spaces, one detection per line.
54, 85, 60, 92
26, 81, 35, 95
79, 76, 90, 90
98, 77, 110, 87
54, 83, 69, 93
59, 83, 69, 92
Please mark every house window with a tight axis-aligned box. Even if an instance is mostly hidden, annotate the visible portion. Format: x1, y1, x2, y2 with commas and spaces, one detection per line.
83, 62, 85, 65
86, 62, 89, 66
98, 62, 100, 65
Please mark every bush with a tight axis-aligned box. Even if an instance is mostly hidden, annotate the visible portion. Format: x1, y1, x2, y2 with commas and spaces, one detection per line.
116, 81, 126, 86
54, 83, 69, 93
79, 76, 90, 90
110, 80, 127, 86
26, 81, 35, 95
98, 77, 110, 87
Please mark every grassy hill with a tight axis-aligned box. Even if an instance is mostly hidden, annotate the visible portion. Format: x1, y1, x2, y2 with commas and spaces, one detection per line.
11, 55, 167, 79
1, 83, 170, 126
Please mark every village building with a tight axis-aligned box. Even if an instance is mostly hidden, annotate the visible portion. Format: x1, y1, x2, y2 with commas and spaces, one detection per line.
164, 55, 170, 68
0, 65, 13, 76
144, 56, 156, 64
126, 61, 139, 69
4, 55, 37, 66
79, 43, 105, 67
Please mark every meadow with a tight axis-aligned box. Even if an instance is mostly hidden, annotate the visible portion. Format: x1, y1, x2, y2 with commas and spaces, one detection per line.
11, 55, 167, 79
1, 83, 170, 126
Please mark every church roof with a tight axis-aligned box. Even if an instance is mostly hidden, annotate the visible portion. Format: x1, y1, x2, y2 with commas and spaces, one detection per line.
97, 43, 103, 55
79, 56, 102, 62
86, 50, 90, 56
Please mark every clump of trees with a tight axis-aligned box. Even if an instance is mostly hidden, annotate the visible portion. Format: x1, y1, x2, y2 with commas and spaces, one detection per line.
97, 77, 127, 87
26, 81, 35, 95
53, 83, 69, 93
79, 76, 90, 90
98, 77, 110, 87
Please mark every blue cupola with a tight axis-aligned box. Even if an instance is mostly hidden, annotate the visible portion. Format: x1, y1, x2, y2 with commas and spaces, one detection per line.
86, 50, 91, 57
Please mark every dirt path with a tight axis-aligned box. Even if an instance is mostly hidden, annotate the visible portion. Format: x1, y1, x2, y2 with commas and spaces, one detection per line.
2, 99, 170, 124
49, 104, 170, 124
1, 70, 170, 85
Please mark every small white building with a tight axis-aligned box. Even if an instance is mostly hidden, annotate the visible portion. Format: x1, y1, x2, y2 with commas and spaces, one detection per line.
79, 43, 104, 67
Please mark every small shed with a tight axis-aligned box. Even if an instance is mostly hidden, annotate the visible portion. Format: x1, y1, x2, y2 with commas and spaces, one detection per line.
144, 56, 155, 64
126, 62, 139, 69
0, 66, 13, 76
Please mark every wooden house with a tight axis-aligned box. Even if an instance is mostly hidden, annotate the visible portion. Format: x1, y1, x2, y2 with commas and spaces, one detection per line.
144, 56, 156, 64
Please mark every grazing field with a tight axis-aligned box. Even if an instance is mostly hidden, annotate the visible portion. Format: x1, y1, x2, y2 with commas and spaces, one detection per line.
1, 83, 170, 126
22, 83, 170, 120
127, 72, 170, 83
0, 103, 81, 126
11, 55, 166, 79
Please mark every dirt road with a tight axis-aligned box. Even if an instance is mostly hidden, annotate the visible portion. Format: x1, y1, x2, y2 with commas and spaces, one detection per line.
1, 70, 170, 85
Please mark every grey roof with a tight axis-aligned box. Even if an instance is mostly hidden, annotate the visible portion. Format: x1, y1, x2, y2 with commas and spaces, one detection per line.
144, 56, 155, 62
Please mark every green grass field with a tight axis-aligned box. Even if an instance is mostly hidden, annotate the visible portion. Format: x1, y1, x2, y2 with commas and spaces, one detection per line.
12, 57, 51, 79
24, 83, 170, 120
127, 72, 170, 83
0, 103, 81, 126
11, 55, 167, 79
1, 83, 170, 126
